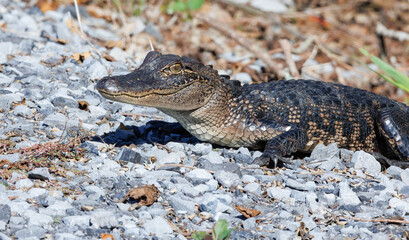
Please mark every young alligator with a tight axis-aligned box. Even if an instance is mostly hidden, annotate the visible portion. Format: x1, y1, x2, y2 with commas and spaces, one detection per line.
97, 51, 409, 168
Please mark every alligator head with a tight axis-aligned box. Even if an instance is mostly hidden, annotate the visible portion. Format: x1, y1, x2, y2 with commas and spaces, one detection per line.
96, 51, 220, 111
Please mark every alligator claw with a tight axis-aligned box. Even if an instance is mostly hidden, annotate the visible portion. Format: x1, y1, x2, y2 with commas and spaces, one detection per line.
253, 154, 301, 169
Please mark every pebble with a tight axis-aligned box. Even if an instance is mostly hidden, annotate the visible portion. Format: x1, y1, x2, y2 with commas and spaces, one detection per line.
15, 178, 34, 189
214, 170, 241, 188
266, 187, 292, 201
185, 169, 213, 183
339, 182, 361, 206
353, 151, 381, 176
143, 216, 173, 236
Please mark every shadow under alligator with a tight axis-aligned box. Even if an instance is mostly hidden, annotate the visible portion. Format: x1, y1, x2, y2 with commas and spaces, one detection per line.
92, 120, 200, 147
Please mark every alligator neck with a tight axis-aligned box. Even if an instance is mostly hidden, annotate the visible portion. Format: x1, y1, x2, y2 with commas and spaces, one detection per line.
159, 78, 241, 144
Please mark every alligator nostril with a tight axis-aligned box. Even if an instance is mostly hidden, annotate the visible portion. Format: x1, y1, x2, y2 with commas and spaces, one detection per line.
96, 77, 120, 94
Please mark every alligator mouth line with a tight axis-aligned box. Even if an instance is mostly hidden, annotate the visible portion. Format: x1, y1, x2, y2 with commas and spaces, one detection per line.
98, 82, 195, 99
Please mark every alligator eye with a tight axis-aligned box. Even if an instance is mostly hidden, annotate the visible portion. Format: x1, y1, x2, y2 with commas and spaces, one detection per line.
169, 63, 182, 74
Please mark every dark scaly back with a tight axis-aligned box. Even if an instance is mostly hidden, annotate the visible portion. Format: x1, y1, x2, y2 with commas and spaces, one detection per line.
239, 79, 408, 152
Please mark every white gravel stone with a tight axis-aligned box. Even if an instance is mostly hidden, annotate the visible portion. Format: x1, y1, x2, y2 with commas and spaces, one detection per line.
15, 178, 34, 189
88, 105, 107, 118
202, 151, 225, 164
91, 209, 118, 228
88, 61, 108, 80
244, 182, 262, 195
214, 170, 241, 188
63, 215, 93, 228
389, 197, 409, 213
232, 72, 252, 84
143, 216, 173, 236
28, 188, 47, 197
267, 187, 292, 201
339, 182, 361, 206
400, 169, 409, 185
186, 169, 213, 183
353, 151, 381, 176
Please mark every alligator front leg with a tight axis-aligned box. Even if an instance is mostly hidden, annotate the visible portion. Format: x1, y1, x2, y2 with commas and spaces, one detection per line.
253, 125, 309, 167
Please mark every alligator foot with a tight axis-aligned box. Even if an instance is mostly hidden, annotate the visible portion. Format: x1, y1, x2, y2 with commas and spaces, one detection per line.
253, 154, 301, 169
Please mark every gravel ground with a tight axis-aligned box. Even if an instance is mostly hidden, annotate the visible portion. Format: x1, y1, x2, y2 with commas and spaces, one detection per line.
1, 1, 409, 239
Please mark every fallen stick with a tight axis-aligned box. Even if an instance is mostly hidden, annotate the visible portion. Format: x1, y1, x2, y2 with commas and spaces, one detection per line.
197, 15, 283, 77
279, 39, 300, 78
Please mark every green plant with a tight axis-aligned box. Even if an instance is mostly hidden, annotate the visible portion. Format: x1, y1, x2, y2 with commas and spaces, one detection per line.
360, 48, 409, 93
192, 219, 233, 240
166, 0, 204, 15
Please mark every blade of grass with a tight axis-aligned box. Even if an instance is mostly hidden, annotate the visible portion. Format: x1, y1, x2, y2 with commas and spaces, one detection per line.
359, 48, 409, 93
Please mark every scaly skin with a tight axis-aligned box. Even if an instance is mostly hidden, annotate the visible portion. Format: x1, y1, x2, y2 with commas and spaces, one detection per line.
97, 51, 409, 168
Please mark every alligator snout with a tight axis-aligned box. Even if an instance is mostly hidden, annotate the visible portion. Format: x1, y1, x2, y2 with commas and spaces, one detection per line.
96, 76, 121, 95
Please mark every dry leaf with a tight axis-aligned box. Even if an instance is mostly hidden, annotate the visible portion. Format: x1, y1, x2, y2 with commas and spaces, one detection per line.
102, 52, 116, 62
78, 100, 90, 111
106, 40, 124, 49
9, 196, 19, 200
296, 222, 313, 240
0, 159, 12, 168
36, 0, 59, 13
121, 184, 160, 210
235, 205, 261, 218
71, 52, 91, 63
100, 233, 114, 240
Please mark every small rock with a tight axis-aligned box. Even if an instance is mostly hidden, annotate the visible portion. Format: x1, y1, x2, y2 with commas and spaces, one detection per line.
186, 169, 213, 184
63, 215, 92, 228
143, 216, 173, 236
399, 186, 409, 195
400, 169, 409, 185
28, 188, 47, 197
386, 166, 403, 178
109, 47, 130, 63
15, 178, 34, 189
242, 218, 256, 230
191, 143, 212, 155
232, 72, 252, 84
214, 170, 241, 188
339, 182, 361, 206
199, 193, 232, 214
88, 61, 108, 80
84, 186, 105, 198
0, 73, 13, 85
51, 96, 79, 108
88, 105, 107, 118
91, 209, 118, 228
28, 167, 51, 180
27, 212, 53, 227
13, 104, 32, 117
0, 153, 20, 163
168, 195, 196, 214
266, 187, 291, 201
55, 233, 81, 240
286, 179, 316, 191
15, 227, 47, 239
310, 143, 339, 160
202, 151, 225, 164
389, 197, 409, 213
244, 182, 262, 195
0, 205, 11, 223
353, 151, 381, 176
116, 148, 142, 164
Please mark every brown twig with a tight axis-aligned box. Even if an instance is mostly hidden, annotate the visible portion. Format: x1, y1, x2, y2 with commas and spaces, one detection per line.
121, 112, 164, 120
155, 164, 216, 174
197, 15, 283, 77
278, 39, 300, 78
376, 22, 409, 42
340, 215, 409, 225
